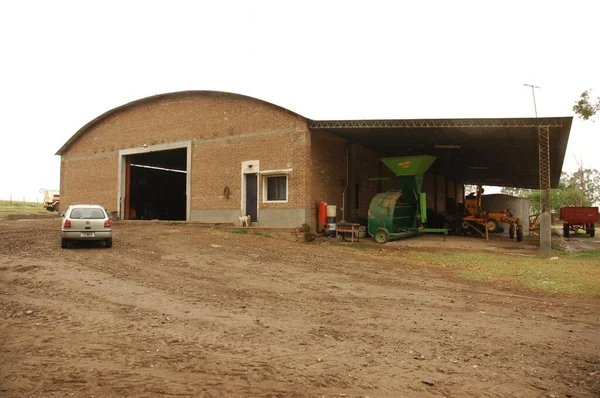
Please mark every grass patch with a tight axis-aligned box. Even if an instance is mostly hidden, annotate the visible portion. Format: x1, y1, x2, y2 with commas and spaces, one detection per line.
401, 249, 600, 297
0, 200, 53, 218
231, 229, 249, 235
0, 200, 40, 208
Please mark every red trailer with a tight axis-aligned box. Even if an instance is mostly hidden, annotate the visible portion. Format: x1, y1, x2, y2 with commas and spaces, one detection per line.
559, 207, 598, 238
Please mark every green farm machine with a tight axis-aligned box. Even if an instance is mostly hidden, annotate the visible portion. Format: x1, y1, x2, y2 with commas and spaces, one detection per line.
368, 155, 447, 243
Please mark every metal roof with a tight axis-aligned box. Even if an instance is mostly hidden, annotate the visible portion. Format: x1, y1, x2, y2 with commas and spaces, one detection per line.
309, 117, 572, 189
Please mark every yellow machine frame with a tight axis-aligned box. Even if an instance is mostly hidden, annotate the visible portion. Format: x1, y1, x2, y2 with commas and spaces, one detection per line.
462, 186, 524, 241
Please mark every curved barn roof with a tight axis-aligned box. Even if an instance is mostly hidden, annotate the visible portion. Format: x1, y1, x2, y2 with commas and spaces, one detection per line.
56, 90, 306, 155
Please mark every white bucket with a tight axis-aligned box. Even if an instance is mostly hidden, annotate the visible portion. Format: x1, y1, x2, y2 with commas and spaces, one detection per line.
327, 223, 336, 237
357, 226, 367, 238
326, 205, 337, 218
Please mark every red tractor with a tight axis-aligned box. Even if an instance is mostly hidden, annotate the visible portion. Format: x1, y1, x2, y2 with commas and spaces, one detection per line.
560, 207, 598, 238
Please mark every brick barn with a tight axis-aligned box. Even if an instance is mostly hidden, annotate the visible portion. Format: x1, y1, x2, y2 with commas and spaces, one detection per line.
57, 91, 572, 232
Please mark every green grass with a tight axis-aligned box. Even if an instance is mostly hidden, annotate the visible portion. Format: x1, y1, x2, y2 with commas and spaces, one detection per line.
231, 229, 249, 235
0, 199, 40, 207
326, 236, 599, 297
402, 249, 600, 297
0, 200, 53, 218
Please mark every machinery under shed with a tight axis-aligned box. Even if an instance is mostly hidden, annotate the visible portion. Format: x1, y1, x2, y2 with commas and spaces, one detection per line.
367, 155, 448, 243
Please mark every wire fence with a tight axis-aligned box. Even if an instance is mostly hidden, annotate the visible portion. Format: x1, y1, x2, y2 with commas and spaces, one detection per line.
0, 195, 40, 205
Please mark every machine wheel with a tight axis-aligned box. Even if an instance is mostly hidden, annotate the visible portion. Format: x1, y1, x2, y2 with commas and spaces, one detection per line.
516, 226, 523, 242
105, 238, 113, 248
563, 223, 570, 238
374, 228, 390, 244
486, 219, 499, 233
509, 224, 515, 239
461, 221, 471, 230
590, 224, 595, 238
61, 238, 68, 249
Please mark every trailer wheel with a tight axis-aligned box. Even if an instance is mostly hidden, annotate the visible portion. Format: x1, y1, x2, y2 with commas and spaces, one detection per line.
509, 224, 515, 239
486, 219, 499, 233
516, 226, 523, 242
374, 228, 390, 244
563, 223, 570, 238
590, 224, 595, 238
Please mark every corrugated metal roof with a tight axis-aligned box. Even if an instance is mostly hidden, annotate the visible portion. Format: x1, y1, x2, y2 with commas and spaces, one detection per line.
309, 117, 572, 189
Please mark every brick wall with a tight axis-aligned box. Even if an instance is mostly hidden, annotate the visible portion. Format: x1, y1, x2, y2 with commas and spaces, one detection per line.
59, 92, 311, 220
191, 130, 309, 210
310, 130, 348, 229
60, 154, 118, 213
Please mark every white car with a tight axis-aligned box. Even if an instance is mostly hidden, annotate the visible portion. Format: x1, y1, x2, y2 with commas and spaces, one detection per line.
61, 205, 113, 248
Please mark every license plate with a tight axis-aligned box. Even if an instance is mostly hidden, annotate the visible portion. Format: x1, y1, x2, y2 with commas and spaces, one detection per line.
80, 232, 95, 237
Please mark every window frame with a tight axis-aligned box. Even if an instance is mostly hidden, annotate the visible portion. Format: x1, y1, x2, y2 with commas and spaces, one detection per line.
262, 174, 288, 203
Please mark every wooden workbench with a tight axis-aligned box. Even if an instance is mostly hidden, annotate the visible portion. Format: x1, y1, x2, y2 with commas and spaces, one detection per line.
336, 223, 361, 243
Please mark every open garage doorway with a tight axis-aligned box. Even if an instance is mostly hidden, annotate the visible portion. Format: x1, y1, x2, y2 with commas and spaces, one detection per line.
119, 143, 191, 221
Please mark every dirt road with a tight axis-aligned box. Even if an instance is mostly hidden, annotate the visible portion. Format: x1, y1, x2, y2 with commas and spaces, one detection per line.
1, 219, 598, 397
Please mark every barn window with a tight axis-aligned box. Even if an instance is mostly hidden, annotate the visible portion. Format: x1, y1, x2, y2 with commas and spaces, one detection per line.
264, 175, 288, 202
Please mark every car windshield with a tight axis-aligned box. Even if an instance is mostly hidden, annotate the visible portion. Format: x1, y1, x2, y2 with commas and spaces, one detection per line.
70, 208, 106, 219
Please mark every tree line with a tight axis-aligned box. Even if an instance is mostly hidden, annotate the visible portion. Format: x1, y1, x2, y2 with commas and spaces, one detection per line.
500, 166, 600, 213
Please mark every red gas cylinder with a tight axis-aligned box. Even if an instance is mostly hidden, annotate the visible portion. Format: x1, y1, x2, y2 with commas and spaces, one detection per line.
317, 201, 327, 232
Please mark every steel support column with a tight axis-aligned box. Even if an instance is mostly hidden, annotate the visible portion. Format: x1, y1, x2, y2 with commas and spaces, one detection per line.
538, 125, 552, 255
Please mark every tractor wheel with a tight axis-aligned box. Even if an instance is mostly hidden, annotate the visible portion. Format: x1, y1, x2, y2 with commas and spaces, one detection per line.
516, 226, 523, 242
563, 223, 570, 238
374, 228, 390, 244
509, 224, 515, 239
486, 219, 499, 233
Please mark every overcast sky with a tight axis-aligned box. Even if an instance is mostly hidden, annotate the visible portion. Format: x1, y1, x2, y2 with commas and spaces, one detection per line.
1, 0, 599, 202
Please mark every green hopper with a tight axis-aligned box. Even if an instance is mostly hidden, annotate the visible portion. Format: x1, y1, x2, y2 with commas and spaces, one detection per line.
368, 155, 448, 243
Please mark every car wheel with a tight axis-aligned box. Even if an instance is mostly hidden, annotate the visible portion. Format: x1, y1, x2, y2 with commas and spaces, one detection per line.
61, 238, 68, 249
105, 238, 113, 248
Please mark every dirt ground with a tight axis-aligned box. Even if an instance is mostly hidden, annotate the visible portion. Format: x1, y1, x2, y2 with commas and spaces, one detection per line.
0, 219, 598, 397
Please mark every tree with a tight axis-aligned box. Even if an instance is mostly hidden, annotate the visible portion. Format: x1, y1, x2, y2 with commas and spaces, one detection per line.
464, 185, 478, 196
500, 187, 533, 197
573, 90, 600, 120
526, 168, 599, 214
569, 166, 600, 205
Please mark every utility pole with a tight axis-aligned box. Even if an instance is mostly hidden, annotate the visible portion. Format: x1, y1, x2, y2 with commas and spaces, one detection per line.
523, 83, 540, 117
524, 83, 551, 255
